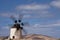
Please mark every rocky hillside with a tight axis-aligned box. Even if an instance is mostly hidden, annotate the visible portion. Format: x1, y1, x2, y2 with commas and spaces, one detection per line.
0, 34, 58, 40
22, 34, 58, 40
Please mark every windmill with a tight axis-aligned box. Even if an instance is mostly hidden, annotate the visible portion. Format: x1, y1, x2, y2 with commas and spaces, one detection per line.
9, 14, 28, 40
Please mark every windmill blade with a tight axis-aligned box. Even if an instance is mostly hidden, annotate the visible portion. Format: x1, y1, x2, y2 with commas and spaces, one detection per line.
21, 23, 24, 26
10, 15, 16, 21
22, 28, 27, 34
4, 25, 11, 29
23, 22, 30, 27
5, 24, 13, 29
18, 14, 24, 20
7, 24, 13, 27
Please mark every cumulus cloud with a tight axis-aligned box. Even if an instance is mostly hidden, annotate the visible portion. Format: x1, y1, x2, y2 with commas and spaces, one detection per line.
30, 20, 60, 28
15, 4, 54, 18
24, 20, 60, 29
33, 23, 60, 28
23, 20, 60, 37
23, 15, 31, 18
50, 0, 60, 8
16, 4, 50, 10
23, 23, 60, 37
0, 3, 56, 19
0, 4, 54, 19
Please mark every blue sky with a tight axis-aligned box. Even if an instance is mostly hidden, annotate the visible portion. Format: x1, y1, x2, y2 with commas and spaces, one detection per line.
0, 0, 60, 38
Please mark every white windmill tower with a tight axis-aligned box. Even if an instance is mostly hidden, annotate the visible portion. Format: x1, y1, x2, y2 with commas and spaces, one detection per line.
9, 15, 27, 40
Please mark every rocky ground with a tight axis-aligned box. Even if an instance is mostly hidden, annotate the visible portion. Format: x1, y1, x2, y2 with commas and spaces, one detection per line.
0, 34, 59, 40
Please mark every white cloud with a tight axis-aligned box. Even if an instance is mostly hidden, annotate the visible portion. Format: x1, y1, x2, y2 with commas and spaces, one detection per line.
0, 4, 54, 18
0, 4, 54, 19
23, 15, 31, 18
24, 20, 60, 28
50, 0, 60, 8
16, 4, 50, 10
16, 4, 54, 18
33, 23, 60, 28
23, 20, 60, 36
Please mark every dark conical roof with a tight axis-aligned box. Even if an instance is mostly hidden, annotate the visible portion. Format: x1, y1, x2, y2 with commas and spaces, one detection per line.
12, 23, 20, 30
12, 23, 23, 30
